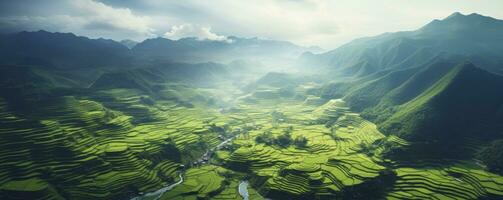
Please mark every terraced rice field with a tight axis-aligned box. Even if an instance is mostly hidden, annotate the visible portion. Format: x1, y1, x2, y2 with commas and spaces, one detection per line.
1, 83, 503, 199
211, 97, 390, 199
209, 95, 503, 199
0, 87, 230, 199
387, 164, 503, 199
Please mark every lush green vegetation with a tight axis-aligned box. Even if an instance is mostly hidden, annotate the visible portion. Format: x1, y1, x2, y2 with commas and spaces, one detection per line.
2, 11, 503, 200
3, 67, 502, 199
477, 140, 503, 175
2, 68, 503, 199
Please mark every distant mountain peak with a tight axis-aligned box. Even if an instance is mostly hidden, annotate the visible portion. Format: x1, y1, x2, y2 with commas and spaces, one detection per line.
443, 12, 495, 21
1, 30, 131, 69
445, 12, 464, 19
18, 30, 77, 38
419, 12, 503, 34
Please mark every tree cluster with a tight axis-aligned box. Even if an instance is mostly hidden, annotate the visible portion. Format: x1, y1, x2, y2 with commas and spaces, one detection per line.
255, 126, 308, 148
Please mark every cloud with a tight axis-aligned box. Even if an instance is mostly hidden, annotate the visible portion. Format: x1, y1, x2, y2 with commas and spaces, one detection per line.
74, 0, 153, 35
107, 0, 346, 47
0, 0, 154, 40
163, 24, 229, 41
3, 0, 503, 48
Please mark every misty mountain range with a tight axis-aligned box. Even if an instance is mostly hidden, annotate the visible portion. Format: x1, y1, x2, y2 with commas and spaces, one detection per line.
301, 12, 503, 76
0, 30, 321, 69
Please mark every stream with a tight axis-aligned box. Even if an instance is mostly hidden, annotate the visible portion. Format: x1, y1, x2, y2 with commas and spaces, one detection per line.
131, 134, 237, 200
130, 173, 183, 200
238, 181, 249, 200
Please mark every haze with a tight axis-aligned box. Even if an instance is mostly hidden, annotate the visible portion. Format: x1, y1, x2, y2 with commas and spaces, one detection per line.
1, 0, 502, 49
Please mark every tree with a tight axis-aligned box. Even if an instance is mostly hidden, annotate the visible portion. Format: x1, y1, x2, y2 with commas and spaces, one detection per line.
294, 136, 308, 148
477, 140, 503, 175
275, 132, 292, 148
255, 131, 274, 145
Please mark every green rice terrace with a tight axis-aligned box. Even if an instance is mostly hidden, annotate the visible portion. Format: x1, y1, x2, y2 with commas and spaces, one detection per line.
1, 78, 502, 200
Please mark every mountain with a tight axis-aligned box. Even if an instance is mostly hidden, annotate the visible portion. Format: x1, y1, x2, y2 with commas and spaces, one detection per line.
318, 58, 503, 164
376, 62, 503, 159
380, 62, 503, 136
0, 31, 274, 91
133, 36, 322, 64
0, 30, 319, 72
310, 13, 503, 170
327, 59, 503, 161
334, 56, 458, 112
90, 62, 231, 91
302, 12, 503, 76
0, 30, 133, 69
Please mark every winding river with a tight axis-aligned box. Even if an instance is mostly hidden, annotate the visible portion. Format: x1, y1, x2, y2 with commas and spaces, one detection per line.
239, 181, 249, 200
131, 173, 183, 200
131, 134, 237, 200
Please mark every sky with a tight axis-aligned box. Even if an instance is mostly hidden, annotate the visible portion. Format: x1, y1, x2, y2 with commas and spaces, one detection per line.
1, 0, 503, 49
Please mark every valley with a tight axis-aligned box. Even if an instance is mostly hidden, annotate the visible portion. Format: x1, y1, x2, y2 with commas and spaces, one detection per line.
1, 7, 503, 200
2, 73, 502, 199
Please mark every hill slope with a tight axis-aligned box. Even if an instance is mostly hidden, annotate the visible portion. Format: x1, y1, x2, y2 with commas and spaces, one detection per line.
353, 62, 503, 162
302, 12, 503, 76
381, 62, 503, 140
133, 36, 321, 64
0, 31, 132, 69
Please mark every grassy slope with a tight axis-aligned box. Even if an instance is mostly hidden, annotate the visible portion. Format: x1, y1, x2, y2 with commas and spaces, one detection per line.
374, 62, 503, 162
342, 67, 419, 111
0, 64, 232, 199
379, 62, 465, 137
382, 62, 503, 139
0, 91, 223, 199
360, 59, 456, 124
